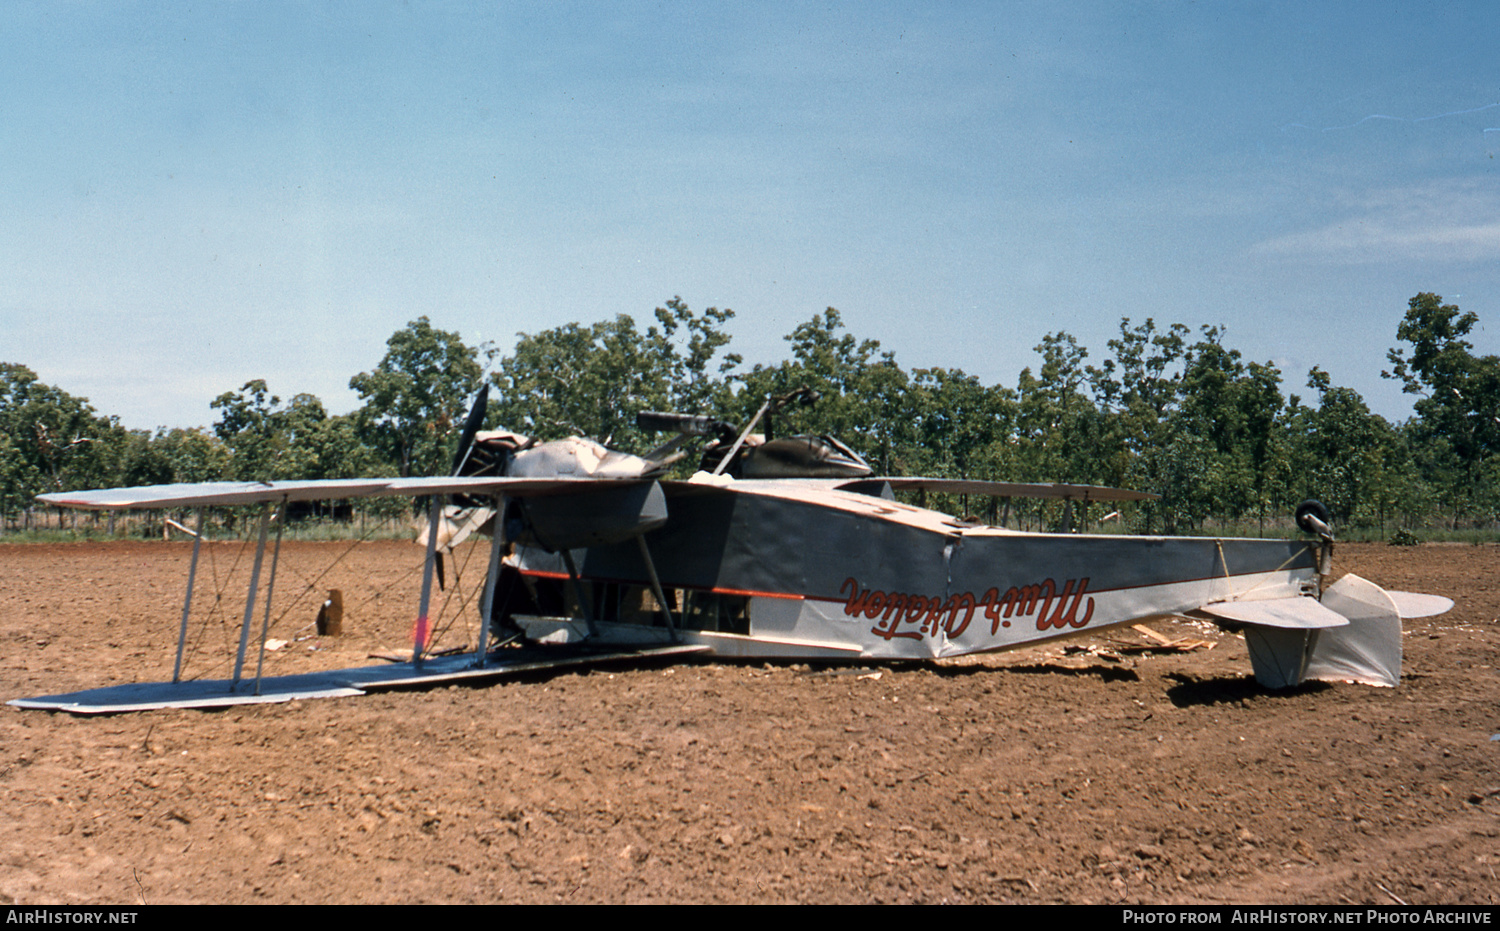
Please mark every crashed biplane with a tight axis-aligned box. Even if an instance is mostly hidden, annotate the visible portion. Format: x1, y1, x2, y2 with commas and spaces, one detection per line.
13, 387, 1452, 714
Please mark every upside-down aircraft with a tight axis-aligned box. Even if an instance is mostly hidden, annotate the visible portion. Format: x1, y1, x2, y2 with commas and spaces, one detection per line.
12, 387, 1452, 714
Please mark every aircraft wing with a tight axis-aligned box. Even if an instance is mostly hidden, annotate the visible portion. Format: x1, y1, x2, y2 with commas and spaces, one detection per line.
838, 477, 1160, 502
36, 479, 402, 511
36, 475, 648, 511
383, 475, 646, 497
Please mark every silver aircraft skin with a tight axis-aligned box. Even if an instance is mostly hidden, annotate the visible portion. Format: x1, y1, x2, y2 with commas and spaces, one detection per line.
503, 474, 1318, 663
14, 394, 1452, 713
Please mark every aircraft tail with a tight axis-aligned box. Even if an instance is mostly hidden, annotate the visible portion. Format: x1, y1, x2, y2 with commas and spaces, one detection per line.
1239, 574, 1446, 689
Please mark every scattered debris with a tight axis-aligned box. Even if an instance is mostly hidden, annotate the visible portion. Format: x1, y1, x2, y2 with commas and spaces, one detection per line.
799, 667, 881, 679
163, 518, 200, 539
1064, 644, 1123, 662
1374, 880, 1408, 906
1129, 623, 1214, 652
1134, 624, 1175, 646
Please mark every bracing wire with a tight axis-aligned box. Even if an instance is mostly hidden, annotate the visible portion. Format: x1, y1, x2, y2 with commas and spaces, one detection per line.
175, 506, 499, 677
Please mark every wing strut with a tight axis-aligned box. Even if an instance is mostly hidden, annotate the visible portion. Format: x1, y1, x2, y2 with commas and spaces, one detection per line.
711, 398, 770, 476
560, 550, 600, 638
473, 494, 508, 669
171, 507, 205, 684
413, 495, 443, 669
252, 497, 289, 695
636, 536, 679, 642
231, 503, 272, 689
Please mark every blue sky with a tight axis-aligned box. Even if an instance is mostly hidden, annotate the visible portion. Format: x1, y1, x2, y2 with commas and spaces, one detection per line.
3, 2, 1498, 432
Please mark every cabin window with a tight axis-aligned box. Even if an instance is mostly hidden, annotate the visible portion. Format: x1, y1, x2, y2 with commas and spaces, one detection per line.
509, 575, 748, 635
678, 588, 750, 635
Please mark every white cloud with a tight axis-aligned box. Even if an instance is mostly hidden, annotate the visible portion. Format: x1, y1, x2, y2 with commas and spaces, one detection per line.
1251, 179, 1500, 263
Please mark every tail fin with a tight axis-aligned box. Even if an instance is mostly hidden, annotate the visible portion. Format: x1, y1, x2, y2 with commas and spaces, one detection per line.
1240, 574, 1404, 689
1301, 574, 1403, 687
1241, 625, 1319, 690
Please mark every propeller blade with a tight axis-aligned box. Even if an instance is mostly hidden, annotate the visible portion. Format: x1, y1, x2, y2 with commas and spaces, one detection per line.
450, 383, 491, 476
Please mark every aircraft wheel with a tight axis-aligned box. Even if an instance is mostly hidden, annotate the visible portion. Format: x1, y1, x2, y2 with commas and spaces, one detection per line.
1295, 499, 1333, 536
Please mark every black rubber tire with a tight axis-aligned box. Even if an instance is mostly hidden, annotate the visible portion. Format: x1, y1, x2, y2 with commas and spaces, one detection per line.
1295, 499, 1332, 535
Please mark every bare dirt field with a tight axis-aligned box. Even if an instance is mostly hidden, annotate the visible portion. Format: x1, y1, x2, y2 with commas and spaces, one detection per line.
1, 538, 1498, 905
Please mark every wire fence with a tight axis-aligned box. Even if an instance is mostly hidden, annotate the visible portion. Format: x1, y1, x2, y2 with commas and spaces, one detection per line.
1, 505, 418, 542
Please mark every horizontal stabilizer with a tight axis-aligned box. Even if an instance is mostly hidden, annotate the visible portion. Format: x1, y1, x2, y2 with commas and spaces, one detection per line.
1387, 590, 1454, 619
1200, 596, 1349, 629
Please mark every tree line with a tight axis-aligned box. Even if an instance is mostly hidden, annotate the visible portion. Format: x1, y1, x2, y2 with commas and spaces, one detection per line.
3, 293, 1496, 537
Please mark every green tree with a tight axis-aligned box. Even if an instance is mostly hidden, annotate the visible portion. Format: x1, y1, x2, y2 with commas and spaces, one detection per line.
0, 428, 38, 521
1287, 368, 1406, 527
491, 298, 740, 453
0, 363, 126, 512
1013, 332, 1105, 485
212, 383, 375, 481
211, 380, 299, 481
1384, 292, 1500, 527
1087, 318, 1188, 489
734, 309, 915, 474
350, 317, 483, 477
145, 428, 232, 485
906, 366, 1015, 481
1166, 328, 1286, 528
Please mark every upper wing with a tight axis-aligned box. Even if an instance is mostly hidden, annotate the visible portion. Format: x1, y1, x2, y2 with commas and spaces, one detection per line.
837, 477, 1160, 502
37, 479, 401, 511
384, 475, 646, 497
36, 475, 647, 511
